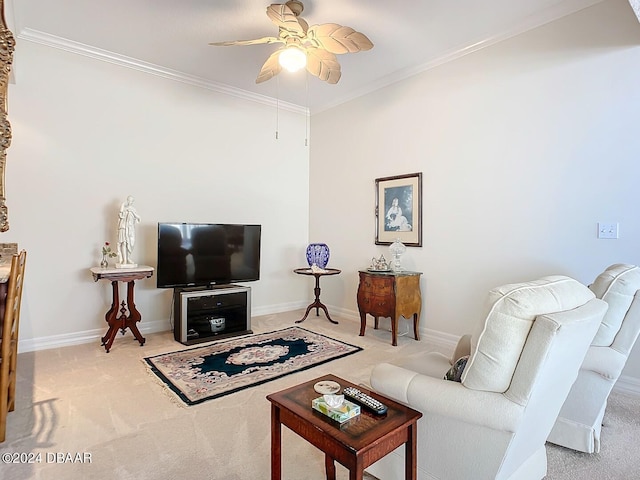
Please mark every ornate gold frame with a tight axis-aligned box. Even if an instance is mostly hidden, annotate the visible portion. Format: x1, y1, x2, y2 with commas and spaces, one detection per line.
0, 0, 14, 232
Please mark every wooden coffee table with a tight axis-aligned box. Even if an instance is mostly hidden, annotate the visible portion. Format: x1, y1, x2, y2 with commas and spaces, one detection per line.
266, 374, 422, 480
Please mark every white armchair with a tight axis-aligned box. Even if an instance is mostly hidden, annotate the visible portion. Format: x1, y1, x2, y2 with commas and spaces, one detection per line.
547, 264, 640, 453
368, 275, 607, 480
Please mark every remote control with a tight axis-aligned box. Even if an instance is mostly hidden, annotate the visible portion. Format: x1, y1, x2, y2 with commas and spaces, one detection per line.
343, 387, 388, 415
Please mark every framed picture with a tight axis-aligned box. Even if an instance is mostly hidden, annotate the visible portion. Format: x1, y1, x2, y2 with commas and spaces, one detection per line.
375, 172, 422, 246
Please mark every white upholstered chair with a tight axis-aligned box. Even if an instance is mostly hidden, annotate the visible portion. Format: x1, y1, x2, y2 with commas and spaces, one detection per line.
368, 275, 607, 480
547, 263, 640, 453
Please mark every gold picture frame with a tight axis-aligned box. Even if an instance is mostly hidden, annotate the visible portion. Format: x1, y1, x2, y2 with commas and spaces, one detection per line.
0, 0, 14, 232
375, 172, 422, 246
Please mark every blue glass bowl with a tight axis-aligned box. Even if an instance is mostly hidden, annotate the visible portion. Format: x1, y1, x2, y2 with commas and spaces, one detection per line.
306, 243, 330, 268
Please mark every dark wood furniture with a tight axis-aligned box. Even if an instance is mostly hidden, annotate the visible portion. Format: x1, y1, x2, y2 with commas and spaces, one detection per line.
90, 266, 154, 353
267, 374, 422, 480
357, 270, 422, 346
293, 267, 341, 324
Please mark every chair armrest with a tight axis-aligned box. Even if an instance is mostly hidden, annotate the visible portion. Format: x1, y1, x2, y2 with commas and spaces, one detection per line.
370, 362, 419, 404
581, 345, 627, 380
371, 363, 523, 432
397, 351, 453, 379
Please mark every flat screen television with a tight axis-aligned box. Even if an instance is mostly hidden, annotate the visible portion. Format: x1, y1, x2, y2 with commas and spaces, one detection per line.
156, 222, 261, 289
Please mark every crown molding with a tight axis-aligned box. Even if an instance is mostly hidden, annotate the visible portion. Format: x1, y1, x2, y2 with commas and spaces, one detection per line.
313, 0, 606, 114
15, 0, 606, 116
16, 28, 308, 115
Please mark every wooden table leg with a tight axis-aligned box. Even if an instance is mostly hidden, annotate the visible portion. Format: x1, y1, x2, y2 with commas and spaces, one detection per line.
350, 457, 364, 480
358, 312, 367, 336
325, 454, 336, 480
101, 279, 146, 352
315, 302, 339, 324
296, 302, 316, 324
313, 279, 322, 316
271, 404, 281, 480
413, 312, 420, 341
391, 316, 398, 346
405, 422, 417, 480
125, 280, 145, 346
101, 281, 121, 352
296, 275, 339, 325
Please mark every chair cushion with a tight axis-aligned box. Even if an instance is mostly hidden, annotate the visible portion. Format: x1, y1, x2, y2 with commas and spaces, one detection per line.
462, 275, 595, 393
589, 264, 640, 346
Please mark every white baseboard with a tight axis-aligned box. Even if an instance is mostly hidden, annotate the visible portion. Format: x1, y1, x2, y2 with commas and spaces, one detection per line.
321, 306, 460, 352
18, 318, 172, 353
17, 301, 309, 354
251, 301, 308, 317
613, 375, 640, 396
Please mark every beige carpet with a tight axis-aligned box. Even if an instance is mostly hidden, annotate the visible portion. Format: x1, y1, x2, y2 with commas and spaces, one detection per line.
1, 310, 638, 479
545, 391, 640, 480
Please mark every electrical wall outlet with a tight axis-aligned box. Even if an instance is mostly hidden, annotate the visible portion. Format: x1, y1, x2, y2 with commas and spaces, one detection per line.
597, 222, 619, 239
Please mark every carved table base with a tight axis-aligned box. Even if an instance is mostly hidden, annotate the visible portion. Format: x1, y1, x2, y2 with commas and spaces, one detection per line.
90, 266, 154, 353
293, 268, 341, 325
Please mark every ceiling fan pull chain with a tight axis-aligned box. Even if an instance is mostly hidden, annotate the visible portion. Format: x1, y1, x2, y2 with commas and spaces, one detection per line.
275, 77, 279, 140
305, 72, 309, 147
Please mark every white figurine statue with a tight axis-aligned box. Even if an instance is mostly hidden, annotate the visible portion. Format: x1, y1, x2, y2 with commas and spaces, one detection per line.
116, 195, 141, 268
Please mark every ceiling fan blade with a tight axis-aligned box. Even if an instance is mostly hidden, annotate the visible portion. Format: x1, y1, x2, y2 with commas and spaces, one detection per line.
306, 48, 341, 84
209, 36, 281, 47
256, 51, 283, 84
297, 17, 309, 33
266, 4, 308, 35
307, 24, 373, 54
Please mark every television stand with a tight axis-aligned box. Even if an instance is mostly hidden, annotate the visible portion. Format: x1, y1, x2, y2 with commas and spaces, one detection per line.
173, 284, 252, 345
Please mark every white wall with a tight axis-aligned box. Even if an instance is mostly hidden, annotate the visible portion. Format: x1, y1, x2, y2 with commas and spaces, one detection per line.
4, 0, 640, 390
310, 0, 640, 383
3, 39, 311, 349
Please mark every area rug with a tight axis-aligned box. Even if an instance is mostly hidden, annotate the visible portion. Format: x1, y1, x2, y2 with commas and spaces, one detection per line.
144, 326, 363, 405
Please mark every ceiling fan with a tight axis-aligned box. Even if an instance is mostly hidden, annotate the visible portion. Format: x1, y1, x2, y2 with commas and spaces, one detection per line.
209, 0, 373, 85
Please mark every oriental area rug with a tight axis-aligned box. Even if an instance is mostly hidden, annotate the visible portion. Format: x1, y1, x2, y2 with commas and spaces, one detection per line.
144, 327, 362, 406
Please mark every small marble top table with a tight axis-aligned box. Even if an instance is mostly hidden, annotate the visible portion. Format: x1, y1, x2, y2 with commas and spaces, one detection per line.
293, 267, 341, 325
90, 265, 154, 353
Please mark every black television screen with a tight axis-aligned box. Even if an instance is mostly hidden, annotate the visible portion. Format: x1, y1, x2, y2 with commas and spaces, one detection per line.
156, 223, 261, 288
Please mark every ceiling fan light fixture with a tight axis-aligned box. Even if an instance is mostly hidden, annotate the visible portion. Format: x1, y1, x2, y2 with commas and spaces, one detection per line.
278, 46, 307, 72
210, 1, 373, 84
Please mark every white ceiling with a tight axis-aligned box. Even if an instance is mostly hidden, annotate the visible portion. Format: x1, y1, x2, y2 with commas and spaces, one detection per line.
9, 0, 612, 113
